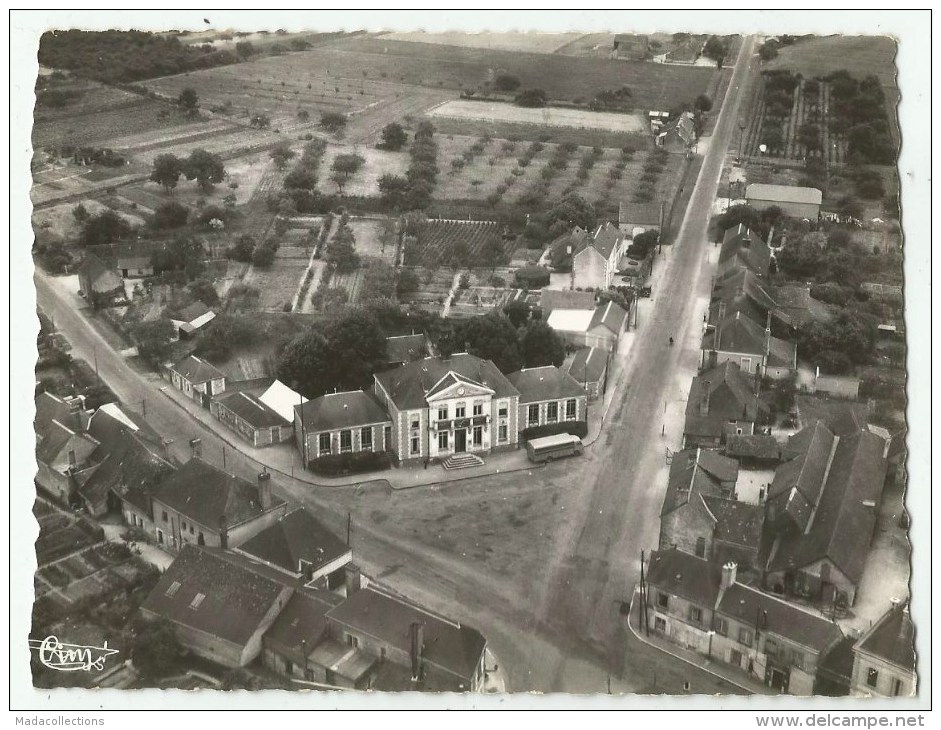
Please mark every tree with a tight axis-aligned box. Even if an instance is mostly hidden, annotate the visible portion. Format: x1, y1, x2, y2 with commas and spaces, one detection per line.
81, 209, 132, 246
235, 41, 255, 60
227, 234, 255, 262
521, 320, 565, 368
132, 319, 175, 366
378, 122, 408, 151
396, 268, 419, 299
250, 113, 271, 129
332, 153, 366, 180
187, 277, 220, 307
838, 195, 865, 220
798, 310, 877, 365
329, 171, 348, 194
504, 299, 533, 328
184, 149, 226, 193
277, 327, 332, 396
151, 235, 206, 279
177, 87, 198, 113
494, 74, 521, 92
480, 236, 506, 271
360, 261, 398, 301
758, 40, 779, 61
252, 244, 275, 267
694, 94, 713, 112
778, 233, 826, 278
702, 36, 726, 65
151, 201, 189, 230
514, 265, 551, 289
449, 313, 523, 374
515, 88, 548, 108
320, 111, 348, 134
325, 225, 359, 273
72, 203, 89, 223
150, 153, 184, 193
323, 308, 388, 390
378, 173, 409, 209
131, 620, 184, 679
547, 193, 597, 231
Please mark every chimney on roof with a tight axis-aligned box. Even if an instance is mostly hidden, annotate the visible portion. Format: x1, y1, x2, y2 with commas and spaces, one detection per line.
700, 381, 711, 416
409, 622, 425, 682
721, 562, 738, 590
189, 438, 202, 460
257, 470, 272, 510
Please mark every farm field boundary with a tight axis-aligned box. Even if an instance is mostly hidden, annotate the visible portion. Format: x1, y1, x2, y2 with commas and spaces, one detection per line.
427, 100, 647, 134
426, 115, 647, 149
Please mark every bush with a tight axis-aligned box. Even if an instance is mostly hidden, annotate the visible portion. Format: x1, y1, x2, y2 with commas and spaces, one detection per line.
514, 265, 551, 288
520, 421, 588, 442
308, 450, 391, 475
252, 244, 275, 267
151, 201, 189, 230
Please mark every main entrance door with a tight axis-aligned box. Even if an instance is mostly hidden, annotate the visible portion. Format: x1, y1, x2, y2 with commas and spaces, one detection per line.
455, 429, 467, 453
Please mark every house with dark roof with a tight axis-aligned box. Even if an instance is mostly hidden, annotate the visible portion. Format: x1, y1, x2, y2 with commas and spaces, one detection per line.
683, 361, 769, 448
169, 355, 226, 407
718, 224, 771, 278
77, 252, 124, 308
645, 549, 844, 695
382, 333, 431, 370
657, 111, 696, 153
373, 354, 519, 465
210, 391, 292, 448
78, 407, 173, 518
564, 346, 609, 401
508, 366, 587, 437
725, 434, 782, 467
140, 545, 295, 668
618, 201, 664, 235
763, 424, 889, 607
325, 586, 488, 692
701, 310, 797, 380
710, 269, 779, 329
746, 184, 822, 219
34, 392, 100, 504
851, 600, 916, 697
236, 507, 352, 592
147, 458, 287, 552
571, 222, 626, 290
539, 289, 596, 317
294, 390, 392, 467
172, 301, 216, 340
659, 448, 764, 569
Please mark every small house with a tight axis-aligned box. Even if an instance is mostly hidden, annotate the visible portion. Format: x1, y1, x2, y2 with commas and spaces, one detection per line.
169, 355, 226, 407
612, 34, 649, 60
564, 347, 608, 401
850, 601, 916, 697
172, 301, 216, 340
77, 252, 124, 307
211, 391, 293, 448
657, 112, 696, 153
683, 361, 769, 448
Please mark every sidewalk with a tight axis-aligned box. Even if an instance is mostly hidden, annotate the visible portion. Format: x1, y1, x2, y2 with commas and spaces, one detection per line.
158, 380, 547, 490
625, 587, 778, 696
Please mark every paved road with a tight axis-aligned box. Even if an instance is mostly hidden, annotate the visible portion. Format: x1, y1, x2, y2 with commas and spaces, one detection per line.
34, 35, 758, 695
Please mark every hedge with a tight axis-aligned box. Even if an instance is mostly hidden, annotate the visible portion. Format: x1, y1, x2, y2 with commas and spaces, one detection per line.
520, 421, 588, 442
514, 265, 551, 288
307, 451, 391, 476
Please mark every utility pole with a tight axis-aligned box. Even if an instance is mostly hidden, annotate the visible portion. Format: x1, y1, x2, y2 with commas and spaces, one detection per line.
141, 399, 146, 417
222, 446, 226, 470
640, 550, 649, 637
93, 346, 100, 385
346, 512, 352, 546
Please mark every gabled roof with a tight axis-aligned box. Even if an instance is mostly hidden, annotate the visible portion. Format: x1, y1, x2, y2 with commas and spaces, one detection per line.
646, 548, 724, 608
35, 391, 82, 437
238, 508, 351, 576
746, 184, 822, 206
36, 418, 99, 466
141, 545, 290, 647
540, 289, 596, 314
214, 391, 289, 428
508, 366, 586, 405
716, 583, 843, 651
794, 395, 870, 438
714, 269, 778, 312
725, 434, 782, 461
703, 311, 768, 356
661, 112, 695, 144
171, 355, 224, 384
703, 497, 764, 548
661, 448, 739, 518
259, 380, 307, 423
564, 347, 608, 384
684, 361, 768, 439
768, 422, 838, 532
618, 202, 663, 228
79, 429, 174, 509
326, 586, 487, 684
547, 308, 595, 333
178, 301, 213, 324
384, 334, 429, 365
720, 224, 771, 277
578, 222, 624, 260
767, 335, 798, 368
589, 300, 628, 334
79, 252, 123, 293
88, 403, 162, 449
296, 390, 390, 432
149, 457, 284, 529
374, 354, 518, 411
263, 589, 343, 660
768, 429, 888, 584
425, 371, 494, 400
855, 602, 915, 672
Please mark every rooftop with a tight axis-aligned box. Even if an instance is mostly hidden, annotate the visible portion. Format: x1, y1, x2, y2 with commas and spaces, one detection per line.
684, 361, 768, 438
564, 347, 608, 384
746, 183, 823, 206
646, 548, 724, 608
539, 289, 596, 314
296, 390, 390, 432
589, 300, 628, 333
547, 308, 595, 333
258, 380, 307, 423
237, 508, 351, 577
384, 334, 429, 365
855, 602, 916, 672
262, 589, 343, 661
171, 355, 225, 384
214, 391, 289, 428
508, 366, 586, 405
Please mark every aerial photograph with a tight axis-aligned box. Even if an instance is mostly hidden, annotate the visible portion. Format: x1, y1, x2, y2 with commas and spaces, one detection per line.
23, 13, 918, 706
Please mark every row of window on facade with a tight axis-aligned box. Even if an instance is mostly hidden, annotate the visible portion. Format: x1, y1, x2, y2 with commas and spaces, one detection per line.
435, 401, 487, 420
527, 399, 579, 427
317, 426, 381, 457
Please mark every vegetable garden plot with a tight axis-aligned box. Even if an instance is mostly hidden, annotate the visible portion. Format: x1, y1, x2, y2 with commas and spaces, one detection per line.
403, 219, 512, 268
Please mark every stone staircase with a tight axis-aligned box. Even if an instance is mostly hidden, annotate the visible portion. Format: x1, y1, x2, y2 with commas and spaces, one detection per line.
442, 453, 485, 471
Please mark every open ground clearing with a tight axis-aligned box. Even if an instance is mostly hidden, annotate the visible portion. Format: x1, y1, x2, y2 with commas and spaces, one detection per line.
319, 144, 409, 197
378, 31, 585, 55
427, 100, 647, 133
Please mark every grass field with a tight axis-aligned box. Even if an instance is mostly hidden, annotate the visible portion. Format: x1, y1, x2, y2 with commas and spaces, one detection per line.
319, 144, 409, 196
378, 31, 585, 55
427, 100, 647, 133
308, 36, 720, 111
